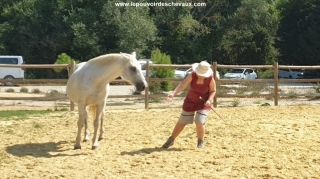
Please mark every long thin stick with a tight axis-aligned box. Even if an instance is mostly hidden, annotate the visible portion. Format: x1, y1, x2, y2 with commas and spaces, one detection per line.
199, 96, 228, 124
199, 96, 250, 127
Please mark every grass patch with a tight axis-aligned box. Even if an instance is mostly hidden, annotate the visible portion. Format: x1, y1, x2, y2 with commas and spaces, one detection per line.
149, 98, 162, 103
231, 98, 240, 107
286, 89, 298, 99
20, 87, 29, 93
33, 122, 44, 129
312, 82, 320, 93
132, 91, 142, 95
31, 88, 41, 94
253, 99, 262, 104
53, 106, 69, 111
5, 88, 15, 93
235, 87, 246, 94
216, 82, 231, 95
0, 110, 55, 121
4, 129, 14, 134
106, 102, 136, 106
260, 102, 271, 106
45, 89, 65, 97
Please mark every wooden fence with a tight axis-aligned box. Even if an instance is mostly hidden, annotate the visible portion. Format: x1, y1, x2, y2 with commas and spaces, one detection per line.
1, 62, 320, 110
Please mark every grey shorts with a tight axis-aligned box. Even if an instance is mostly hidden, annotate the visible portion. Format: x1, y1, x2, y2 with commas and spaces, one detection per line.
178, 110, 210, 125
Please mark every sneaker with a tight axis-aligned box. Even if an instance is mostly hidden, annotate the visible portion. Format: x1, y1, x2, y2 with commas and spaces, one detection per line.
162, 136, 174, 148
197, 139, 205, 148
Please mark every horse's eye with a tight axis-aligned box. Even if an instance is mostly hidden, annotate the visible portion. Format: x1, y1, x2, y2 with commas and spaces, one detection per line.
130, 66, 137, 72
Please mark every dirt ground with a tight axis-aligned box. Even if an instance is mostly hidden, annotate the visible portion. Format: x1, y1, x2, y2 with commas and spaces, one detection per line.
0, 104, 320, 178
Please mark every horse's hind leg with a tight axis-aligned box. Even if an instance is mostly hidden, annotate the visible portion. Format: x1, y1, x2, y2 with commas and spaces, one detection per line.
98, 110, 106, 141
99, 86, 108, 141
83, 107, 90, 142
92, 103, 104, 150
74, 104, 87, 150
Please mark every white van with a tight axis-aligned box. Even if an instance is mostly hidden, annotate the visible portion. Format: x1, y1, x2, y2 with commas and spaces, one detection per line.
0, 56, 25, 86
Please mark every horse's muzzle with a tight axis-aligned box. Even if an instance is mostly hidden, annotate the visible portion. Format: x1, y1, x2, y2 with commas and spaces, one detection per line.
136, 82, 146, 92
136, 85, 145, 92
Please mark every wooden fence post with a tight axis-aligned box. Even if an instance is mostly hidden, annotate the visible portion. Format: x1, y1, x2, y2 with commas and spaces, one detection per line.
145, 61, 150, 109
69, 60, 76, 111
274, 62, 279, 106
213, 62, 218, 108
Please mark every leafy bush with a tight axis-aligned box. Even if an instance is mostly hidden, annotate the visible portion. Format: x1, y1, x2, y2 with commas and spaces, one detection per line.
231, 98, 240, 107
313, 83, 320, 93
5, 88, 14, 93
150, 48, 174, 92
31, 88, 41, 94
216, 84, 231, 95
257, 69, 274, 79
45, 89, 65, 97
219, 68, 229, 77
245, 82, 269, 94
149, 82, 163, 94
20, 87, 29, 93
54, 53, 79, 73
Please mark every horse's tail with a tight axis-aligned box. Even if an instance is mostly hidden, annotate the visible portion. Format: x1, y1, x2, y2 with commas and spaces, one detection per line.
88, 105, 97, 121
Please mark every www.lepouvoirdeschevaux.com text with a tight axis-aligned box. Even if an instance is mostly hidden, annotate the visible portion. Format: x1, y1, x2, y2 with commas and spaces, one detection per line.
114, 2, 206, 7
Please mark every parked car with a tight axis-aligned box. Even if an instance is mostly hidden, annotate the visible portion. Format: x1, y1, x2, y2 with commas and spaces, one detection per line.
174, 67, 190, 79
223, 68, 257, 80
0, 56, 25, 86
278, 69, 303, 79
174, 68, 220, 79
302, 69, 320, 79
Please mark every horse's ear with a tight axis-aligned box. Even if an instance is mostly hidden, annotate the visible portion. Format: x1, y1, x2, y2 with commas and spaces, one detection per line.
131, 52, 136, 58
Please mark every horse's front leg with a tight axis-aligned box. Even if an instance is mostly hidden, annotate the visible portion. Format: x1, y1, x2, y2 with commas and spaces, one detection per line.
92, 103, 104, 150
75, 104, 87, 149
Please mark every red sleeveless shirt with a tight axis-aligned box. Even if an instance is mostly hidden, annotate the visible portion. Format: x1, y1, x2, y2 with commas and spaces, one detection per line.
182, 72, 212, 112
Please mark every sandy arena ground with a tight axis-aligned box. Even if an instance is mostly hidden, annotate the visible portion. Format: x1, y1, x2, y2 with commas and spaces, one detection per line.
0, 104, 320, 178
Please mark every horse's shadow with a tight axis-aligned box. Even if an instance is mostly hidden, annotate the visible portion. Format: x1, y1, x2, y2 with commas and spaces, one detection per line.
120, 147, 182, 156
6, 141, 80, 158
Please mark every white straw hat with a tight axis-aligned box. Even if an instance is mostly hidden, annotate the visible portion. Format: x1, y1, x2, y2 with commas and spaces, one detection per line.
192, 61, 213, 77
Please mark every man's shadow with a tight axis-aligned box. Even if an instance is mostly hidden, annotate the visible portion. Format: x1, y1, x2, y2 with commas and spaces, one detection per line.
6, 141, 81, 158
120, 147, 182, 156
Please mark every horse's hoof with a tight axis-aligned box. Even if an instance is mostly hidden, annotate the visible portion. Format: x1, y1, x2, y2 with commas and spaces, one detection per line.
92, 146, 99, 150
74, 146, 81, 150
83, 139, 90, 142
98, 137, 106, 141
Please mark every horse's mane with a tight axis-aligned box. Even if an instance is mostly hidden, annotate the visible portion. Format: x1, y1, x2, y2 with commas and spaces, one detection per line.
88, 53, 132, 66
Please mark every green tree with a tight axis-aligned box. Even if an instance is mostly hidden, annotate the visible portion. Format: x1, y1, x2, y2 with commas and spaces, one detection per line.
0, 0, 73, 78
151, 48, 174, 92
276, 0, 320, 65
54, 53, 78, 73
57, 0, 106, 61
148, 0, 243, 64
101, 0, 157, 56
190, 0, 242, 63
151, 4, 209, 64
218, 0, 279, 65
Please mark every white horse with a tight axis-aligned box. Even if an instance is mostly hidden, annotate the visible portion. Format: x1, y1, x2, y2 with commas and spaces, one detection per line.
66, 52, 147, 150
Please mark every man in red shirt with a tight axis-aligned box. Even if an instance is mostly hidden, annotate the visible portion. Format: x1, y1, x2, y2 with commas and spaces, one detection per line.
162, 61, 217, 148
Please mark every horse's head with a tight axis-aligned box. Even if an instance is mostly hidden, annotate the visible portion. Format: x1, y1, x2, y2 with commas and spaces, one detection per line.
120, 52, 148, 91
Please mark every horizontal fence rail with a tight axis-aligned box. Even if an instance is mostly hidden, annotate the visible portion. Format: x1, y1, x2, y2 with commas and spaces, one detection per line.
1, 62, 320, 110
